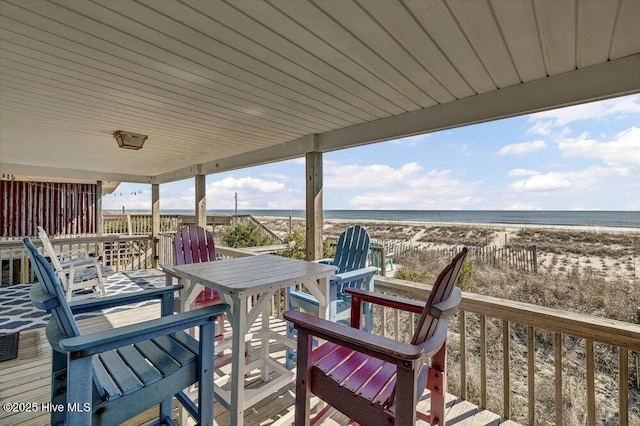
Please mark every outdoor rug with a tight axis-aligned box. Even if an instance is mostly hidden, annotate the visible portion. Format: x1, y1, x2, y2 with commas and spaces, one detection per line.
0, 269, 167, 335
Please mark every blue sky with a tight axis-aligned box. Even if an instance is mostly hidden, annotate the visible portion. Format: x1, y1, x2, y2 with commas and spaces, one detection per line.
104, 93, 640, 212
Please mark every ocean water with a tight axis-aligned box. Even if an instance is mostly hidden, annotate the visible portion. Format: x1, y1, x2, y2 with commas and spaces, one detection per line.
133, 209, 640, 229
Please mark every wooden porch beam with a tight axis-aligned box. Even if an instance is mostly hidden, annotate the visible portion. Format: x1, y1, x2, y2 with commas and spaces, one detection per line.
195, 174, 206, 229
151, 183, 160, 268
305, 150, 323, 261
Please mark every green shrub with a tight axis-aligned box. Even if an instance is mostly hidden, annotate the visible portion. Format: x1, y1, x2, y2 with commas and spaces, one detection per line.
278, 229, 335, 260
221, 222, 274, 248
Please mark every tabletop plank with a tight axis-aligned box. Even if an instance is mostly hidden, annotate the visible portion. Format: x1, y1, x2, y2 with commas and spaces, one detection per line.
171, 255, 337, 295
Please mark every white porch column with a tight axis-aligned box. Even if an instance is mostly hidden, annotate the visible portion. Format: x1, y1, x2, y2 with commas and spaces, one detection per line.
151, 183, 160, 268
305, 151, 323, 261
195, 174, 206, 228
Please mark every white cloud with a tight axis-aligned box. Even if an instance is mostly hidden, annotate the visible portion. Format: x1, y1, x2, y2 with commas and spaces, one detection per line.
507, 168, 538, 177
528, 94, 640, 132
510, 173, 571, 192
324, 161, 482, 209
390, 134, 428, 147
205, 176, 303, 209
509, 167, 609, 193
557, 127, 640, 173
506, 202, 542, 210
209, 176, 285, 193
496, 140, 547, 156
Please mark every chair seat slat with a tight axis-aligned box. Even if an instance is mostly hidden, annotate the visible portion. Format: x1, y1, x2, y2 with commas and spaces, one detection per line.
152, 335, 196, 366
93, 356, 123, 401
99, 350, 144, 396
117, 345, 163, 386
134, 340, 181, 377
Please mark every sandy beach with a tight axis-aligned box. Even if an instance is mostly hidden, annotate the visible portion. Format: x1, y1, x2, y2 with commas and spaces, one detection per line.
256, 215, 640, 282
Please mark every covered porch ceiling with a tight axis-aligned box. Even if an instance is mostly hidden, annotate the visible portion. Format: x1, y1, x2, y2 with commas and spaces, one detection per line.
1, 0, 639, 186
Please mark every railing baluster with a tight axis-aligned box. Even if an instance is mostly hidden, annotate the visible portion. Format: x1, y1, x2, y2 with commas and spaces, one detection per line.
503, 320, 510, 419
586, 339, 595, 426
528, 326, 535, 425
394, 309, 400, 340
460, 310, 467, 400
619, 347, 628, 425
555, 333, 563, 426
480, 315, 487, 409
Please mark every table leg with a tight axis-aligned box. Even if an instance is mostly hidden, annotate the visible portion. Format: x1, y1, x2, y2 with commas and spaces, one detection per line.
261, 301, 269, 382
231, 295, 247, 426
316, 276, 331, 320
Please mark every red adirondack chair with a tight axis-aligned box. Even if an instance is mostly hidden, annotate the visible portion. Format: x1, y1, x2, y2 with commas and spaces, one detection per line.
173, 224, 221, 309
285, 248, 467, 426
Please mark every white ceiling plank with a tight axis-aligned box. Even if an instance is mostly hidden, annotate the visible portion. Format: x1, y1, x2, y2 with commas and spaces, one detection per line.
610, 0, 640, 59
534, 0, 577, 75
490, 0, 546, 82
46, 0, 365, 125
576, 0, 619, 67
404, 0, 496, 94
0, 46, 303, 141
363, 0, 475, 100
446, 0, 520, 88
0, 17, 337, 132
0, 28, 322, 135
266, 0, 430, 111
227, 0, 407, 116
0, 73, 282, 148
315, 0, 455, 104
140, 0, 392, 120
7, 0, 353, 128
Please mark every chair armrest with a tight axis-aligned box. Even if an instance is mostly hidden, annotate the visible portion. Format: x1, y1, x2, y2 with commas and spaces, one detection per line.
430, 287, 462, 319
330, 266, 377, 285
344, 288, 425, 314
314, 258, 334, 265
69, 285, 183, 314
59, 304, 230, 357
284, 310, 425, 364
345, 287, 462, 319
59, 257, 98, 269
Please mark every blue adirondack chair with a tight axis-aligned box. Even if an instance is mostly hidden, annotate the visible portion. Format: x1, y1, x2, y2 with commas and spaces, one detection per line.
24, 237, 229, 425
285, 225, 378, 369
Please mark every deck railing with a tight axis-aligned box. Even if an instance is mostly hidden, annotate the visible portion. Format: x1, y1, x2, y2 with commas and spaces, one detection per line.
372, 276, 640, 425
3, 232, 639, 424
0, 234, 155, 285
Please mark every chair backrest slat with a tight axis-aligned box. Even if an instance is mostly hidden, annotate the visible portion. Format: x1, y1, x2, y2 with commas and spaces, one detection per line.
174, 224, 216, 265
334, 225, 369, 274
411, 248, 467, 346
331, 225, 371, 291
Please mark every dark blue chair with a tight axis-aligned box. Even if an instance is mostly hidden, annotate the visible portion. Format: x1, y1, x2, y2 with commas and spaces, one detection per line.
285, 225, 377, 369
24, 237, 229, 425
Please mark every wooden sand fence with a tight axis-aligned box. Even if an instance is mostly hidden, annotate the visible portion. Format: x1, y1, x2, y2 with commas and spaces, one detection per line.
379, 240, 538, 273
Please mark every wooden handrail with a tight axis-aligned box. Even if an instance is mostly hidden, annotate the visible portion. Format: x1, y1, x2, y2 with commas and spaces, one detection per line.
372, 276, 640, 424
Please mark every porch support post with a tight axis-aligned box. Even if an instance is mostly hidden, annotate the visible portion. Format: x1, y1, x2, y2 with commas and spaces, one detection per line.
195, 174, 206, 228
151, 183, 160, 268
305, 150, 323, 261
95, 181, 103, 236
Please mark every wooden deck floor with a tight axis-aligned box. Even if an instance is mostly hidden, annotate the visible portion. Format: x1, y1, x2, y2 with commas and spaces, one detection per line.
0, 303, 519, 425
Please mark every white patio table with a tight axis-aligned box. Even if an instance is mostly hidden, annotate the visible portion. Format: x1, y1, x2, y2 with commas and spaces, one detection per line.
167, 254, 337, 426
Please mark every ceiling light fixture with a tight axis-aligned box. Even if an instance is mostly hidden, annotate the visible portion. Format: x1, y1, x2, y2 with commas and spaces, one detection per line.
113, 130, 148, 150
